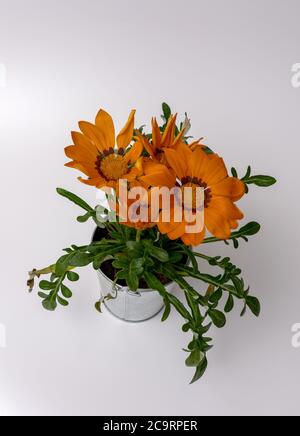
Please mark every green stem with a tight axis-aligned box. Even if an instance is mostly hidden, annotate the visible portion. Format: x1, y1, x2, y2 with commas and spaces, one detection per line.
136, 230, 142, 242
176, 266, 240, 297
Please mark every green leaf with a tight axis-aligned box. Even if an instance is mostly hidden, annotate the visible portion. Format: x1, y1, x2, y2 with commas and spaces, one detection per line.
161, 298, 171, 322
38, 291, 49, 299
69, 253, 93, 267
56, 188, 94, 212
209, 288, 222, 304
57, 295, 69, 306
130, 258, 144, 275
246, 296, 261, 317
185, 291, 201, 325
144, 271, 166, 295
185, 349, 204, 367
67, 271, 79, 282
55, 253, 71, 276
162, 102, 171, 121
61, 284, 72, 298
224, 294, 234, 313
77, 211, 93, 223
190, 357, 208, 384
148, 246, 169, 262
127, 264, 139, 292
244, 175, 276, 187
209, 309, 226, 328
240, 304, 247, 317
231, 167, 238, 177
238, 221, 261, 236
182, 322, 190, 332
126, 241, 144, 257
168, 294, 192, 321
168, 252, 183, 264
39, 280, 55, 290
42, 298, 57, 311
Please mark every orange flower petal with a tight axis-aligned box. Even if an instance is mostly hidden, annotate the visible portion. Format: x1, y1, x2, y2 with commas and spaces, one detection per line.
65, 145, 95, 163
78, 121, 107, 152
158, 209, 177, 234
181, 228, 205, 246
151, 118, 162, 149
210, 177, 245, 200
124, 141, 143, 164
161, 114, 177, 147
116, 110, 135, 149
135, 133, 155, 157
140, 168, 176, 188
95, 109, 115, 150
78, 175, 106, 187
164, 148, 188, 180
65, 161, 99, 178
189, 147, 207, 179
205, 207, 231, 239
209, 197, 244, 220
167, 221, 187, 240
71, 131, 98, 155
229, 219, 239, 229
203, 155, 228, 185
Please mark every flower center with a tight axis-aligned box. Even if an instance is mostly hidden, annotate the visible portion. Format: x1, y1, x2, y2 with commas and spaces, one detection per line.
155, 149, 167, 165
98, 154, 128, 180
180, 177, 212, 209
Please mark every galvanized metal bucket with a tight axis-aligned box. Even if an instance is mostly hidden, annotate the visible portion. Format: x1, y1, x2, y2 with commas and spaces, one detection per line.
92, 226, 176, 322
96, 268, 176, 322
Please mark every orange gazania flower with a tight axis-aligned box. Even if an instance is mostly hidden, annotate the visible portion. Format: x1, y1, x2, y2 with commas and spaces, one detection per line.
116, 196, 155, 230
137, 114, 187, 165
141, 144, 245, 246
65, 109, 143, 189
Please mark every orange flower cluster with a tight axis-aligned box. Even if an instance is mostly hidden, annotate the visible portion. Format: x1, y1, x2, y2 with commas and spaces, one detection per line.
65, 109, 245, 246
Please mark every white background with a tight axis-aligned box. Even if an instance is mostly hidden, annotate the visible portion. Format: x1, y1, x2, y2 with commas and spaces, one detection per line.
0, 0, 299, 416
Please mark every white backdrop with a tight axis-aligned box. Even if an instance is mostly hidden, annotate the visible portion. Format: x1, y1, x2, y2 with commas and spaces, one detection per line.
0, 0, 299, 416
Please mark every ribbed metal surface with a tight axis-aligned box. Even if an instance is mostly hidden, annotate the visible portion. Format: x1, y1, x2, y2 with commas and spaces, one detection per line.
96, 269, 176, 322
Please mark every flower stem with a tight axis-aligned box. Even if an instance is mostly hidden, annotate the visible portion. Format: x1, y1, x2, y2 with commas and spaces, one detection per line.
136, 230, 142, 242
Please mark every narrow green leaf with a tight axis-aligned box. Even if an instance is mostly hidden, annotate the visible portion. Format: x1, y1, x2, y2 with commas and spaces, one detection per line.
209, 309, 226, 328
56, 188, 94, 212
190, 357, 208, 384
39, 280, 55, 290
245, 175, 276, 187
61, 284, 72, 298
127, 268, 139, 292
231, 167, 238, 177
246, 296, 261, 317
143, 271, 166, 295
209, 288, 222, 304
162, 102, 171, 121
185, 349, 204, 367
161, 298, 171, 322
224, 294, 234, 313
38, 291, 49, 299
148, 246, 169, 262
77, 211, 92, 223
57, 295, 69, 306
168, 294, 192, 321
